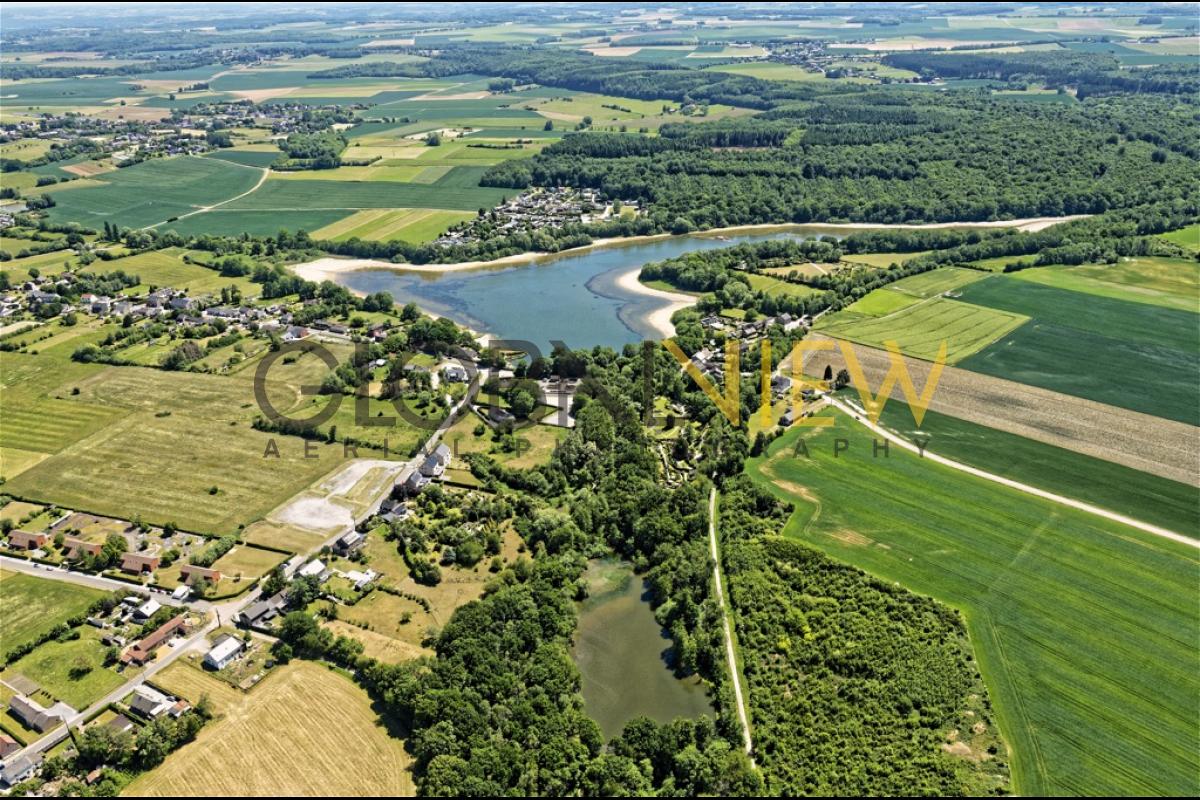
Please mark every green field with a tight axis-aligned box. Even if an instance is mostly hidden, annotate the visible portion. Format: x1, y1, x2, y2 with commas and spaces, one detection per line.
1008, 257, 1200, 312
225, 174, 508, 212
748, 414, 1200, 796
0, 627, 125, 709
888, 266, 990, 297
311, 208, 475, 243
957, 276, 1200, 425
0, 571, 108, 655
817, 296, 1028, 363
873, 399, 1200, 535
44, 156, 263, 229
744, 272, 818, 299
840, 287, 919, 316
1157, 223, 1200, 252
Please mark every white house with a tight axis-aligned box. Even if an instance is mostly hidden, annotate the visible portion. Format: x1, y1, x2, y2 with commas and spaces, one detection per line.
203, 636, 244, 670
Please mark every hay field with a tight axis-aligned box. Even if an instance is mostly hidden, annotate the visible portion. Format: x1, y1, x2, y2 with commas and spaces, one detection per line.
127, 661, 415, 796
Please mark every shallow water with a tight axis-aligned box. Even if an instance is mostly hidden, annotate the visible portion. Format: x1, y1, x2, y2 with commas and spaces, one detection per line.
571, 560, 713, 740
336, 228, 850, 351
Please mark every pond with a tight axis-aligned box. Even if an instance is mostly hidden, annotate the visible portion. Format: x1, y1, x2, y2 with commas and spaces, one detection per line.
334, 226, 859, 352
571, 559, 713, 740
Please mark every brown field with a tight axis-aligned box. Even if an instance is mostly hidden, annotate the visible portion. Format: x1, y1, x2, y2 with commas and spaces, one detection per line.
126, 660, 414, 796
801, 334, 1199, 485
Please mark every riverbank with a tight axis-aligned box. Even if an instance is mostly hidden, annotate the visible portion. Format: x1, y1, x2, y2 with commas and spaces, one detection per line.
289, 215, 1086, 282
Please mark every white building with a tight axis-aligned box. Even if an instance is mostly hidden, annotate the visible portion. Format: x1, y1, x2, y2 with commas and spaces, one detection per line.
203, 636, 244, 670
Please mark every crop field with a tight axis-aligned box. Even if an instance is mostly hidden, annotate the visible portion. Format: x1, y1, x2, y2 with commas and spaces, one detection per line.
840, 250, 931, 268
129, 660, 414, 796
4, 410, 353, 535
817, 296, 1028, 363
888, 266, 990, 297
0, 395, 127, 455
225, 174, 509, 213
744, 272, 818, 299
873, 400, 1199, 535
748, 414, 1200, 796
0, 571, 108, 655
957, 276, 1200, 425
310, 208, 475, 242
1007, 257, 1200, 312
840, 287, 919, 316
44, 155, 264, 229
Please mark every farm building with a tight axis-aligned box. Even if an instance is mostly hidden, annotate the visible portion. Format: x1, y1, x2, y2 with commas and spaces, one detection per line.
204, 636, 245, 670
5, 530, 47, 550
122, 614, 187, 666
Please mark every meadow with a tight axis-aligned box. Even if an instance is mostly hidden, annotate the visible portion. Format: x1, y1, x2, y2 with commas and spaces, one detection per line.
1007, 256, 1199, 312
225, 173, 509, 213
0, 570, 108, 655
816, 296, 1028, 363
311, 208, 475, 243
127, 660, 415, 796
0, 627, 124, 709
748, 414, 1200, 796
958, 276, 1199, 425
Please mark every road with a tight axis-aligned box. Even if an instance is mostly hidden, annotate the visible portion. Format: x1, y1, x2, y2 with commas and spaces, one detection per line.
707, 486, 755, 760
4, 363, 493, 769
827, 396, 1197, 549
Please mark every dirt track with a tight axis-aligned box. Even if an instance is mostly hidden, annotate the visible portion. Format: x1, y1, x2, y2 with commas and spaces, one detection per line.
799, 334, 1199, 486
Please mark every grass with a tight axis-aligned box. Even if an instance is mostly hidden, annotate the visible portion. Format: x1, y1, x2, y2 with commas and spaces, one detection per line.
841, 250, 930, 268
817, 297, 1029, 363
0, 570, 108, 655
1007, 257, 1200, 312
310, 208, 475, 243
888, 266, 990, 298
127, 660, 415, 796
873, 399, 1199, 536
744, 272, 818, 299
1157, 223, 1200, 252
0, 395, 127, 455
0, 627, 125, 709
841, 287, 919, 316
957, 275, 1199, 425
226, 176, 509, 212
4, 410, 356, 535
44, 155, 264, 230
747, 413, 1200, 796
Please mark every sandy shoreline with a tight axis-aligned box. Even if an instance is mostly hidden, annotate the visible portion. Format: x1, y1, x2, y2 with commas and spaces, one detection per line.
612, 267, 698, 339
289, 215, 1086, 282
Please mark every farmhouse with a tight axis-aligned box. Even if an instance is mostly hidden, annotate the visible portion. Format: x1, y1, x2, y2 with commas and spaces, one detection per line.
122, 614, 187, 666
204, 635, 245, 670
121, 552, 161, 575
5, 530, 47, 550
8, 694, 62, 733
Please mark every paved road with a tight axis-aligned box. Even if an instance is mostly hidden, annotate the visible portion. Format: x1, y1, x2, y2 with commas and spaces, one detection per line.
707, 486, 755, 760
828, 396, 1197, 549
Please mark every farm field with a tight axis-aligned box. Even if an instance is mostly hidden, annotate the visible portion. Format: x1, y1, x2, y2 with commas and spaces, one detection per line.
840, 287, 919, 316
1157, 222, 1200, 252
43, 155, 264, 229
224, 174, 509, 213
887, 266, 990, 297
957, 276, 1200, 425
743, 272, 818, 300
1006, 257, 1200, 312
840, 250, 931, 268
816, 296, 1028, 363
0, 570, 108, 655
748, 414, 1200, 796
311, 208, 475, 243
127, 660, 415, 796
873, 399, 1199, 535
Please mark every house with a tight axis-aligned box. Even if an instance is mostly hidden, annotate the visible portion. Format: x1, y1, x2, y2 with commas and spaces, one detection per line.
203, 635, 244, 670
238, 592, 284, 629
442, 364, 469, 383
0, 753, 41, 788
179, 564, 221, 585
771, 374, 792, 396
296, 559, 328, 582
488, 406, 515, 425
122, 614, 187, 666
8, 695, 61, 733
419, 443, 452, 478
134, 598, 162, 620
343, 569, 377, 590
121, 552, 160, 575
333, 531, 365, 557
282, 325, 309, 342
0, 733, 20, 759
129, 686, 173, 719
63, 536, 102, 559
6, 530, 46, 551
171, 585, 191, 601
105, 714, 134, 734
169, 296, 196, 311
403, 471, 429, 495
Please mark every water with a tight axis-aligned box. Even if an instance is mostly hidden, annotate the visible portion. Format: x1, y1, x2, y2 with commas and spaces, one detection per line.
571, 560, 713, 740
336, 227, 857, 351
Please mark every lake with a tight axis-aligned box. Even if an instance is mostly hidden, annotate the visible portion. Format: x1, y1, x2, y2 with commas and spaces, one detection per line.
571, 560, 713, 740
335, 227, 858, 351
